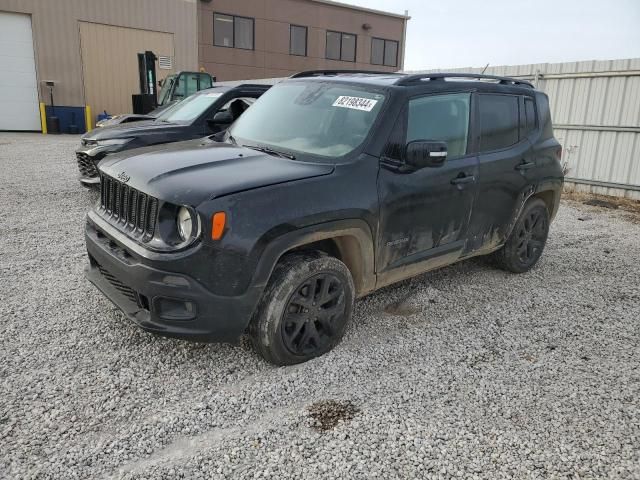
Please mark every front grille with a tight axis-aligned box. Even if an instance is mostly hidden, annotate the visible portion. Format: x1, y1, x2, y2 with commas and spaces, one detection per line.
99, 173, 159, 241
77, 152, 99, 178
94, 259, 139, 304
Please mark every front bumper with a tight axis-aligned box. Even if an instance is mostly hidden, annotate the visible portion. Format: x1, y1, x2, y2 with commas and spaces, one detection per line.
85, 214, 263, 343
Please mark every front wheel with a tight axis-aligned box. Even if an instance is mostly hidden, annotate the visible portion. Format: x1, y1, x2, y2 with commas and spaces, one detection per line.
249, 252, 355, 365
493, 198, 550, 273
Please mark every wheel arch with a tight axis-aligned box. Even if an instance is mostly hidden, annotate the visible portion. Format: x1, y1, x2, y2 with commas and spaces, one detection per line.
532, 188, 559, 220
251, 219, 376, 297
502, 185, 560, 244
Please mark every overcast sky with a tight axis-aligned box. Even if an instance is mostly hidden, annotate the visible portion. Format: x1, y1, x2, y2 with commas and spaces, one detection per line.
341, 0, 640, 70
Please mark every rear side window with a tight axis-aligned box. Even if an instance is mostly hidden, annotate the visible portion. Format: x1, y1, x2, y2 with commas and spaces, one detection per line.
478, 94, 519, 151
535, 94, 554, 139
523, 97, 537, 134
407, 93, 471, 159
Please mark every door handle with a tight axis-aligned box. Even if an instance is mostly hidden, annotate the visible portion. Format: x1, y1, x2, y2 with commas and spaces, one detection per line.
450, 174, 476, 187
516, 161, 535, 171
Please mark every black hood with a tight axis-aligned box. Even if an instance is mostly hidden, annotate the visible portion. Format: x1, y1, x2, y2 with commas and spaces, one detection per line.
82, 120, 188, 141
99, 139, 334, 205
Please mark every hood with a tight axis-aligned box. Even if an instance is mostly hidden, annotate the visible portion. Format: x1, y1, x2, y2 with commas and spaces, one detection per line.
96, 114, 154, 128
99, 139, 334, 205
82, 120, 186, 141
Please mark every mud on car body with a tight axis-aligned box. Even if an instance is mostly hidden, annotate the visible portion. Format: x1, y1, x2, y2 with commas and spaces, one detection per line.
85, 70, 563, 365
76, 84, 269, 186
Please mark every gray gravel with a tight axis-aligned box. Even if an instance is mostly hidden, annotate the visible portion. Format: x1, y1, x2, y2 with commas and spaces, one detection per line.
1, 132, 639, 479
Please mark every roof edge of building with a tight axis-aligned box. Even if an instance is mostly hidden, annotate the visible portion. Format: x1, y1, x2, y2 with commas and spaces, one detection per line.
308, 0, 410, 20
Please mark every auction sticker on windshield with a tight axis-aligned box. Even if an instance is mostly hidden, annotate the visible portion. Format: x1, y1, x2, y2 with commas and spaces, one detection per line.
332, 96, 378, 112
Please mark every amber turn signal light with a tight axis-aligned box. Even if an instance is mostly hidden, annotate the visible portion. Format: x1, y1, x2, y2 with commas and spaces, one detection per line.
211, 212, 226, 240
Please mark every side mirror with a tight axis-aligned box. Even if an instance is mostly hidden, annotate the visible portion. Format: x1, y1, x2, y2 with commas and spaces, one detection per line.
405, 140, 447, 168
207, 111, 233, 130
213, 111, 233, 124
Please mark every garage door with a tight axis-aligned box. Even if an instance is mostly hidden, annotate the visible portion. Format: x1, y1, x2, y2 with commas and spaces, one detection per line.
0, 12, 41, 131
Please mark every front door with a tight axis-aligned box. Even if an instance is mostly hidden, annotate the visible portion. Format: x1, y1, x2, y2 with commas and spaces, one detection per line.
377, 92, 479, 286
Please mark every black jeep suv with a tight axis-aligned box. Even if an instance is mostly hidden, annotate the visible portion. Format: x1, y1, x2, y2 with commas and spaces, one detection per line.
76, 83, 270, 186
85, 70, 563, 365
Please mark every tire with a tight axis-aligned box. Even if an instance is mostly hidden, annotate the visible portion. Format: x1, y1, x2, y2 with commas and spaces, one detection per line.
249, 252, 355, 365
493, 198, 550, 273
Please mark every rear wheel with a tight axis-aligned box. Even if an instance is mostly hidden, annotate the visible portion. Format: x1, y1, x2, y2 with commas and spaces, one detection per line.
249, 252, 354, 365
493, 198, 550, 273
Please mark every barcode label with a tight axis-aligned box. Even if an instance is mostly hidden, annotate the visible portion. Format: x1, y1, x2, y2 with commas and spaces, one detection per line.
332, 96, 378, 112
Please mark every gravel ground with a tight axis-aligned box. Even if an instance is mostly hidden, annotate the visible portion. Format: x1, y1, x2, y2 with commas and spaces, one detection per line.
1, 132, 639, 479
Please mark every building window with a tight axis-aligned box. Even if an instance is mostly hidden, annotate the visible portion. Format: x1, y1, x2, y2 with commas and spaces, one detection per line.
326, 30, 356, 62
371, 38, 399, 67
290, 25, 307, 56
214, 13, 254, 50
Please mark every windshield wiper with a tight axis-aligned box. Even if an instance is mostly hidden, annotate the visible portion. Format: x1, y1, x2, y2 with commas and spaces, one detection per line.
227, 134, 237, 145
244, 145, 296, 160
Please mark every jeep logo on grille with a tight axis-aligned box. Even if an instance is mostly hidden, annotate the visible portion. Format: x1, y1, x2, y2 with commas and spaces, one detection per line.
117, 171, 130, 183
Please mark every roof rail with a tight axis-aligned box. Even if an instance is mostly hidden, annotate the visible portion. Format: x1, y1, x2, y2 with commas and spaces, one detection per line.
290, 69, 396, 79
395, 72, 534, 88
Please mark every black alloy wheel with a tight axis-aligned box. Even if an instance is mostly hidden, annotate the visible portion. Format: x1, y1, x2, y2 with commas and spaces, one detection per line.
515, 209, 548, 265
281, 273, 346, 356
493, 198, 550, 273
250, 252, 355, 365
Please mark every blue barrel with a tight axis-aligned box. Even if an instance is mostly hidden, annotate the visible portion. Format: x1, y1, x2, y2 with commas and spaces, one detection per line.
97, 110, 111, 122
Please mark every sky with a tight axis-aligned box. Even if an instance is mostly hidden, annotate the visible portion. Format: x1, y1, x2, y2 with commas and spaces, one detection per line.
340, 0, 640, 71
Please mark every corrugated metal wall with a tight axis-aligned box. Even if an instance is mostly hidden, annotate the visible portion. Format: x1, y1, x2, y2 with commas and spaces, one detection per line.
406, 58, 640, 199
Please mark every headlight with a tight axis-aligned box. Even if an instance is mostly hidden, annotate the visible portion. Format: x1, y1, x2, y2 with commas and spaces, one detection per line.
96, 138, 132, 147
176, 207, 194, 241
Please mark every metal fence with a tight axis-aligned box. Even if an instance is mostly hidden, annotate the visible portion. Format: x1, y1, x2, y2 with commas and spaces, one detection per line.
216, 58, 640, 199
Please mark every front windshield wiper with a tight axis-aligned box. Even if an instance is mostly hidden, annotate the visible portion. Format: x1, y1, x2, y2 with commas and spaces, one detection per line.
244, 145, 296, 160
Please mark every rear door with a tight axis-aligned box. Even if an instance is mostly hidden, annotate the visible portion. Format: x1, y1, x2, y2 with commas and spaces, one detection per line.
466, 93, 535, 254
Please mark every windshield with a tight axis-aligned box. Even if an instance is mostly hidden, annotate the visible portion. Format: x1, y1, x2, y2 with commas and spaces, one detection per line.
229, 82, 386, 158
156, 92, 223, 123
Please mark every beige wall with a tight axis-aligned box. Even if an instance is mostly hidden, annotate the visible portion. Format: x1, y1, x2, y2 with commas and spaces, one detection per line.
198, 0, 407, 81
0, 0, 197, 107
79, 22, 175, 117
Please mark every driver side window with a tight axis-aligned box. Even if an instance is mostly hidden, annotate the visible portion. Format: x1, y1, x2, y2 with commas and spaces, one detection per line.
217, 97, 255, 119
407, 93, 471, 159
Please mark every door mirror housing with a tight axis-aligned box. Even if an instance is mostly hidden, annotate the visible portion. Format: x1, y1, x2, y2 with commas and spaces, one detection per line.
207, 111, 233, 130
405, 140, 448, 168
212, 111, 233, 124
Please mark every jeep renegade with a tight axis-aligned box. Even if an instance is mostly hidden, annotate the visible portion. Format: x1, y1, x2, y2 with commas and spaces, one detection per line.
85, 70, 563, 365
